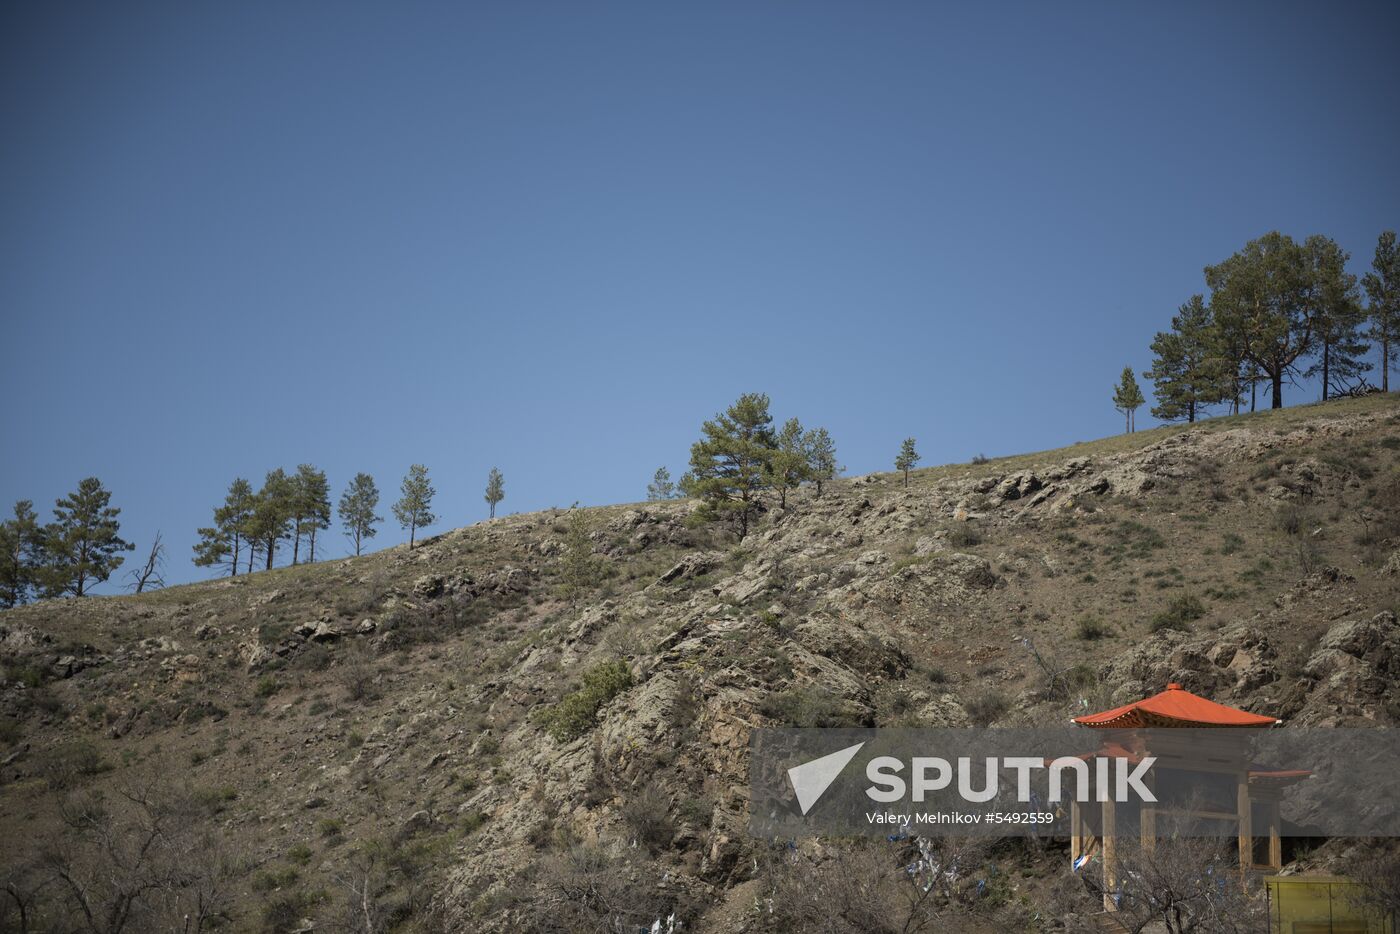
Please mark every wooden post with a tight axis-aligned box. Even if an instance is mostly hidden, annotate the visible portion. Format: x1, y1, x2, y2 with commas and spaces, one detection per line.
1140, 769, 1156, 856
1102, 796, 1117, 912
1267, 799, 1282, 870
1237, 779, 1252, 874
1070, 798, 1082, 865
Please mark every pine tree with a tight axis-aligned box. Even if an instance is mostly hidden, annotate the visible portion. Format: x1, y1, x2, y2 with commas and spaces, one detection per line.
484, 467, 505, 519
244, 469, 295, 571
1206, 232, 1315, 410
802, 427, 839, 497
392, 464, 436, 548
42, 478, 134, 597
560, 506, 604, 603
1145, 296, 1230, 423
1112, 366, 1146, 433
1302, 236, 1369, 399
338, 473, 382, 557
0, 500, 44, 607
763, 417, 809, 509
1363, 230, 1400, 393
646, 467, 676, 501
290, 464, 332, 563
192, 478, 254, 576
686, 393, 776, 538
894, 438, 920, 487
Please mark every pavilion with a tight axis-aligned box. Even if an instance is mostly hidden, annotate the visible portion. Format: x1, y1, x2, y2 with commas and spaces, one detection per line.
1066, 683, 1308, 911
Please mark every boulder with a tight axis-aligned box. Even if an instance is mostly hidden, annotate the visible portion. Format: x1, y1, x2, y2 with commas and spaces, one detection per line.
658, 551, 723, 585
412, 574, 445, 598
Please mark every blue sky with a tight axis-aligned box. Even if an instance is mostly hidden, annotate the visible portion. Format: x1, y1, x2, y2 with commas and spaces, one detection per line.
2, 1, 1398, 589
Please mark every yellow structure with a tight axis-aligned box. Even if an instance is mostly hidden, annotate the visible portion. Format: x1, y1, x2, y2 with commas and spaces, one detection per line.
1266, 876, 1394, 934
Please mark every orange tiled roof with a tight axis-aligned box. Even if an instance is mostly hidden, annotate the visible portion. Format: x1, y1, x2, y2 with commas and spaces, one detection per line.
1074, 683, 1280, 728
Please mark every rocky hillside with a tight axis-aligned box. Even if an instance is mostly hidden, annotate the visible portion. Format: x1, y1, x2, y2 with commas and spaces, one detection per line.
3, 394, 1399, 932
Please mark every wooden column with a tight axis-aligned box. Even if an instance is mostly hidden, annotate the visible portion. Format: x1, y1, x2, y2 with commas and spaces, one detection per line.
1236, 778, 1252, 874
1140, 770, 1156, 855
1070, 798, 1082, 865
1101, 796, 1117, 912
1266, 798, 1282, 870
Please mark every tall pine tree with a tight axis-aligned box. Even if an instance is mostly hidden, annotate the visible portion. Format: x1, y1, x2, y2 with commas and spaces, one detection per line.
392, 464, 436, 548
1112, 366, 1145, 433
338, 473, 382, 557
686, 393, 775, 538
1363, 230, 1400, 393
291, 464, 332, 563
802, 427, 839, 497
0, 501, 44, 607
895, 437, 920, 487
42, 478, 133, 597
1302, 235, 1369, 399
646, 467, 676, 501
244, 469, 294, 571
763, 417, 809, 509
1205, 232, 1314, 410
193, 478, 254, 576
484, 467, 505, 519
1145, 296, 1230, 423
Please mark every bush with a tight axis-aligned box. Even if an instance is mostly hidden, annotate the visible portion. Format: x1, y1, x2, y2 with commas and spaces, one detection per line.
1150, 594, 1206, 632
1274, 505, 1309, 536
37, 740, 111, 789
761, 686, 864, 728
2, 664, 45, 689
255, 674, 279, 698
1221, 532, 1244, 555
1076, 617, 1111, 640
964, 689, 1008, 726
620, 781, 673, 853
947, 525, 983, 548
252, 866, 301, 892
537, 660, 633, 742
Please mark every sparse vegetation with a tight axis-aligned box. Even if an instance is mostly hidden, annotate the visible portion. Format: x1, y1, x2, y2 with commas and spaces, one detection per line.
536, 659, 633, 742
1150, 593, 1206, 632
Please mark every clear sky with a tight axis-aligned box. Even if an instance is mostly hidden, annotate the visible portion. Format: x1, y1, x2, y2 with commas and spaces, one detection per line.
2, 1, 1398, 590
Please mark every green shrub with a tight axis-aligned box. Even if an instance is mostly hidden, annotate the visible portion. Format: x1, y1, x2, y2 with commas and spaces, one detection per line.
255, 674, 279, 698
1076, 617, 1111, 641
1150, 594, 1206, 632
1221, 532, 1244, 555
251, 865, 300, 892
537, 660, 633, 742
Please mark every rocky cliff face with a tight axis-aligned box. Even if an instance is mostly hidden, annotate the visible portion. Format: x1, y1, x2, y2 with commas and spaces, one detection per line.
3, 395, 1398, 932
